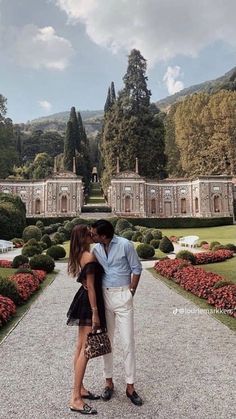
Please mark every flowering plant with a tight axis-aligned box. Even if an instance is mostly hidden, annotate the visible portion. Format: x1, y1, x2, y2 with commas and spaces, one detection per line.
0, 295, 16, 327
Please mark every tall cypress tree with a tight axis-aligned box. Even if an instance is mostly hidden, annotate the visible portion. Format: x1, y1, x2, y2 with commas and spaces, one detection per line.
76, 111, 91, 186
110, 82, 116, 104
69, 106, 80, 152
101, 49, 166, 191
63, 120, 75, 172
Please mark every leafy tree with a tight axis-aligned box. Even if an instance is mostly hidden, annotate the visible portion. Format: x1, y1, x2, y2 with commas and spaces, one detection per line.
164, 103, 184, 177
0, 193, 26, 239
101, 49, 166, 190
21, 130, 64, 162
0, 115, 19, 178
173, 90, 236, 176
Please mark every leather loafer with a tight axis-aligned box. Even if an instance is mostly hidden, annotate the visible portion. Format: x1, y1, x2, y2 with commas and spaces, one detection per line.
126, 390, 143, 406
101, 386, 114, 401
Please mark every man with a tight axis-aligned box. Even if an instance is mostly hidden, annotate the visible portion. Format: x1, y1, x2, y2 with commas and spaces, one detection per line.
91, 219, 143, 406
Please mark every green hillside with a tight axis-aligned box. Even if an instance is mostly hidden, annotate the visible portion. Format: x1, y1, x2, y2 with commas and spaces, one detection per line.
157, 66, 236, 111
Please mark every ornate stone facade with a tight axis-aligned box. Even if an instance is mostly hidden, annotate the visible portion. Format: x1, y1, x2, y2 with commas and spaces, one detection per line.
108, 172, 234, 218
0, 171, 83, 217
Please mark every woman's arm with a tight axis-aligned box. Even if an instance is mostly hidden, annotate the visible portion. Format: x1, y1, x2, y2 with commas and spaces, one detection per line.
86, 272, 100, 332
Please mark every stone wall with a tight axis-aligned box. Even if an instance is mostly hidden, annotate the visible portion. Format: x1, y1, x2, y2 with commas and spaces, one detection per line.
108, 172, 234, 218
0, 171, 83, 217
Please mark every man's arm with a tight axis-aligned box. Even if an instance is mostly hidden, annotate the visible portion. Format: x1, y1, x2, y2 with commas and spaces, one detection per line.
125, 241, 142, 295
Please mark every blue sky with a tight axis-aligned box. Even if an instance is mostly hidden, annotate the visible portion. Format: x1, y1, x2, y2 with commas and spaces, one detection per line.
0, 0, 236, 123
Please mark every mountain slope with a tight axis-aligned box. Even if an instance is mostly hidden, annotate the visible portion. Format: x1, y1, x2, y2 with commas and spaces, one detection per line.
157, 66, 236, 111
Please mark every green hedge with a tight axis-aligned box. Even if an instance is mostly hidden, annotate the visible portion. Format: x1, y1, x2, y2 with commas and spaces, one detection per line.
126, 217, 233, 228
81, 206, 112, 213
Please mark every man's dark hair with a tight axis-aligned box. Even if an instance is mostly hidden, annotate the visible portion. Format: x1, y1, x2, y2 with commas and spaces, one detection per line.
91, 219, 114, 238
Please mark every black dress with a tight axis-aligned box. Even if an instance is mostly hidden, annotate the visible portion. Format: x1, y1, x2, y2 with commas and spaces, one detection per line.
66, 261, 106, 329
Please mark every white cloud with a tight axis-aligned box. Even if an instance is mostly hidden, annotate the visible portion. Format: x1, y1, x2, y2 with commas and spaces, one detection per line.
163, 66, 184, 95
54, 0, 236, 65
4, 24, 74, 70
38, 100, 52, 111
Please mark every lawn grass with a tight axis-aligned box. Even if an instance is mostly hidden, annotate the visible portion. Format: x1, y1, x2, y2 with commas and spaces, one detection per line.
160, 225, 236, 244
0, 267, 16, 278
0, 271, 57, 344
149, 267, 236, 331
199, 258, 236, 284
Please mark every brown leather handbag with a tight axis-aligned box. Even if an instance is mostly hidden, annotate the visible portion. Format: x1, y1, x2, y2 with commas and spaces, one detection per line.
84, 331, 112, 359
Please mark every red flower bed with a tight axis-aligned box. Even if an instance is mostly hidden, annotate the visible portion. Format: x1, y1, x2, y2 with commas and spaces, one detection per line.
32, 270, 47, 283
195, 249, 234, 265
9, 273, 40, 302
173, 266, 223, 298
0, 295, 16, 326
154, 258, 236, 317
154, 259, 190, 278
207, 285, 236, 317
0, 260, 13, 268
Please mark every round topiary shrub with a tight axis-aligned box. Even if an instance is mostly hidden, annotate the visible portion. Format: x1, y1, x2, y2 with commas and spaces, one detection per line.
41, 234, 52, 249
35, 220, 44, 231
57, 226, 69, 239
22, 244, 42, 257
212, 244, 227, 251
132, 231, 143, 242
22, 225, 42, 242
0, 276, 20, 304
115, 218, 133, 235
29, 254, 55, 273
199, 240, 208, 247
136, 243, 155, 259
12, 238, 24, 247
150, 239, 160, 249
38, 241, 47, 251
209, 241, 221, 250
53, 232, 65, 244
12, 255, 29, 268
176, 250, 196, 264
143, 231, 154, 244
44, 226, 53, 235
26, 238, 39, 246
64, 221, 73, 234
120, 229, 134, 240
159, 236, 174, 253
225, 243, 236, 252
151, 229, 162, 240
46, 245, 66, 260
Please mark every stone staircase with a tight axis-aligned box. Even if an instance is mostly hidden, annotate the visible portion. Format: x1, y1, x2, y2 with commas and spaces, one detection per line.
82, 182, 111, 213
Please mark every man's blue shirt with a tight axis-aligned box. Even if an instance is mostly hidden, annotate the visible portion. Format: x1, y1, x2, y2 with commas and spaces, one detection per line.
92, 235, 142, 287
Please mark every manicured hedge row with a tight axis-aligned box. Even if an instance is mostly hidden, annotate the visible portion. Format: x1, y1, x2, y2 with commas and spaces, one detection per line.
81, 206, 112, 213
127, 217, 233, 228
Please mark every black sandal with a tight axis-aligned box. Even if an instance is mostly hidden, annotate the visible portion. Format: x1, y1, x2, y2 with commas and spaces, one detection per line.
69, 403, 97, 415
82, 391, 100, 400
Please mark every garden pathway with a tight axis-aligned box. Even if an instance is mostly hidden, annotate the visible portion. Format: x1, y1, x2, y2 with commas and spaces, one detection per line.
0, 255, 236, 418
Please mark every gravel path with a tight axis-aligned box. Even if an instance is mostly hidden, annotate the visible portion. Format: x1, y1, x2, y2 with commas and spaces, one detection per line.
0, 260, 236, 419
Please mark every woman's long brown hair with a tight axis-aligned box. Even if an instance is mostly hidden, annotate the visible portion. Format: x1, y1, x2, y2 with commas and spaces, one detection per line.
68, 224, 90, 277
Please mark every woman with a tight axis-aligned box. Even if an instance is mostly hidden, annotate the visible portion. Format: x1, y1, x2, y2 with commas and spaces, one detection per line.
67, 224, 106, 415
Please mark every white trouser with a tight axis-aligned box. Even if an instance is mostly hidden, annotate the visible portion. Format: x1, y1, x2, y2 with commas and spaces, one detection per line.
103, 286, 136, 384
